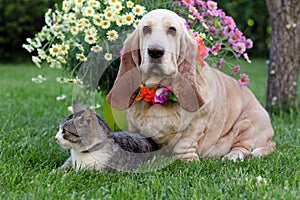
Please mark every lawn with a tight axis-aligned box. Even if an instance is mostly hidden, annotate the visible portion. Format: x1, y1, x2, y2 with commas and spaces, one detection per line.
0, 60, 299, 199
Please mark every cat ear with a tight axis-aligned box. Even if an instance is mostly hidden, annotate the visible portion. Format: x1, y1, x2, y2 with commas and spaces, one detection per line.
81, 109, 95, 125
72, 100, 86, 114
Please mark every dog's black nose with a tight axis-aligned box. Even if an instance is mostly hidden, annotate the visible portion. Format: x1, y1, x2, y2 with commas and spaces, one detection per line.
148, 46, 164, 59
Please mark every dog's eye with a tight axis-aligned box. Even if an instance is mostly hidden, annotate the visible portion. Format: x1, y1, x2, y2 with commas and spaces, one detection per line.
143, 26, 151, 35
167, 27, 176, 36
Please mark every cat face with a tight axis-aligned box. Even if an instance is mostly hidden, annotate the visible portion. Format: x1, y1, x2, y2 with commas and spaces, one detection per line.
55, 101, 108, 152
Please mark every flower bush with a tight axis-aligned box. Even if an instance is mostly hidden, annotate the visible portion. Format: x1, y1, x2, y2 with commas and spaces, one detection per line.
23, 0, 253, 90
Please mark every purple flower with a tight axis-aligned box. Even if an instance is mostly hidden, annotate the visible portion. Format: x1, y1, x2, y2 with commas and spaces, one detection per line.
208, 26, 218, 35
153, 87, 171, 104
218, 58, 225, 70
232, 65, 240, 76
238, 73, 250, 86
210, 42, 222, 55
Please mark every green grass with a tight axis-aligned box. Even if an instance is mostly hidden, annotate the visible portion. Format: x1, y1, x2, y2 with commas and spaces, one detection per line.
0, 60, 299, 199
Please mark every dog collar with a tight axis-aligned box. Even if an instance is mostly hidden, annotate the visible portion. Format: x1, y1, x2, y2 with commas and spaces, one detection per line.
134, 84, 178, 104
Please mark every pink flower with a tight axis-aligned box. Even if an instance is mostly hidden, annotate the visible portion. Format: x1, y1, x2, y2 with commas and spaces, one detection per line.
218, 58, 225, 70
207, 1, 217, 11
210, 42, 222, 55
246, 39, 253, 49
238, 73, 250, 86
153, 87, 171, 104
196, 0, 207, 10
182, 0, 195, 7
232, 65, 240, 76
233, 42, 246, 55
119, 48, 124, 58
224, 16, 236, 29
243, 53, 251, 63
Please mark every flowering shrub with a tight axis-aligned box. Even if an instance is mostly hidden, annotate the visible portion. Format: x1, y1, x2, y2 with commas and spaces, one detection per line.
23, 0, 253, 89
174, 0, 253, 85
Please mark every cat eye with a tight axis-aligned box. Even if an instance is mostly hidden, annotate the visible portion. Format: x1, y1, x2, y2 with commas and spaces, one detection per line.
167, 27, 176, 36
143, 26, 151, 35
62, 129, 79, 137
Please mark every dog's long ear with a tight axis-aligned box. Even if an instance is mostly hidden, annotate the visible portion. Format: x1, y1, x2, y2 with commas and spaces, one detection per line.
106, 30, 141, 111
171, 31, 205, 112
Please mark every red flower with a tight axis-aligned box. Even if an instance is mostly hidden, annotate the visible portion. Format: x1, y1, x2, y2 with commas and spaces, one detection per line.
135, 85, 156, 102
197, 39, 208, 67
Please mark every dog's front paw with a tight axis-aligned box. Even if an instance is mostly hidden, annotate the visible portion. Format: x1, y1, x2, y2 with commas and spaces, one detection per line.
176, 152, 199, 162
222, 150, 245, 162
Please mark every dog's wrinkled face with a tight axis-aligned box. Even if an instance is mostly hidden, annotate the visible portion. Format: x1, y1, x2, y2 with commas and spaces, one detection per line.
137, 10, 184, 87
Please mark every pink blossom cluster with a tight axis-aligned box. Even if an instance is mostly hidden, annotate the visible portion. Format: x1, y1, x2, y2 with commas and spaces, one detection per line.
179, 0, 253, 86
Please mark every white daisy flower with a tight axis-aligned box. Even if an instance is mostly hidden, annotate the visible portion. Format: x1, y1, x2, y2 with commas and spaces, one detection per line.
133, 19, 140, 28
93, 16, 103, 26
104, 53, 112, 61
80, 18, 91, 27
32, 74, 46, 83
49, 44, 60, 57
84, 27, 97, 36
32, 56, 42, 68
107, 30, 119, 41
87, 0, 100, 8
56, 94, 67, 101
54, 31, 65, 40
126, 1, 134, 8
104, 10, 114, 21
101, 20, 111, 29
91, 45, 103, 53
22, 44, 34, 53
132, 5, 146, 16
82, 6, 95, 17
107, 0, 118, 5
76, 23, 84, 31
75, 43, 84, 51
89, 104, 101, 110
70, 26, 79, 35
60, 44, 69, 55
37, 49, 47, 59
84, 34, 97, 44
123, 13, 135, 25
74, 0, 85, 6
62, 1, 71, 12
50, 60, 62, 69
113, 2, 123, 12
116, 16, 124, 27
76, 53, 87, 61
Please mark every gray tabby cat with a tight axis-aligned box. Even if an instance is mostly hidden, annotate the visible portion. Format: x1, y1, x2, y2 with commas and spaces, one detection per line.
55, 101, 159, 171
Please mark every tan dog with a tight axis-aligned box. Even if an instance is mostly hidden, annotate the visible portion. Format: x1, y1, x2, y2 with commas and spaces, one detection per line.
107, 9, 275, 162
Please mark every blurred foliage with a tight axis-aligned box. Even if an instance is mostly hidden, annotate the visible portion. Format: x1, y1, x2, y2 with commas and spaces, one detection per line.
0, 0, 270, 63
215, 0, 270, 58
0, 0, 57, 62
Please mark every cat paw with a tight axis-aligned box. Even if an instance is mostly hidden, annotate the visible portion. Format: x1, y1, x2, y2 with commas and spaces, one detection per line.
222, 150, 245, 162
60, 157, 72, 171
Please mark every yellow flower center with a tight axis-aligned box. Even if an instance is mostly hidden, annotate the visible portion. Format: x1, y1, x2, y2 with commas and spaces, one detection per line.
53, 47, 59, 53
126, 16, 132, 21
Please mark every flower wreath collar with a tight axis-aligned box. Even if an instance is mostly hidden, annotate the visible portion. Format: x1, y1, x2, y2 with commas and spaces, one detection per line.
135, 84, 178, 105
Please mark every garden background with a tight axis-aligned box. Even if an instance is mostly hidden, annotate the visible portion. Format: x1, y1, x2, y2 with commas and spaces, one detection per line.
0, 0, 299, 199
